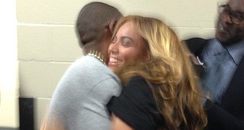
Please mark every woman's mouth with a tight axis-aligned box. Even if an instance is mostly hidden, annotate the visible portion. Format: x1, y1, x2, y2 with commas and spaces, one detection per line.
108, 57, 122, 67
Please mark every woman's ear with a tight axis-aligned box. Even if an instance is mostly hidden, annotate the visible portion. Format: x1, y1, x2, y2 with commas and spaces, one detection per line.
146, 51, 151, 61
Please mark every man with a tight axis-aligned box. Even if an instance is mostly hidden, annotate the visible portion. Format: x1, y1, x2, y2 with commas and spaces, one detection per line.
185, 0, 244, 129
43, 2, 123, 130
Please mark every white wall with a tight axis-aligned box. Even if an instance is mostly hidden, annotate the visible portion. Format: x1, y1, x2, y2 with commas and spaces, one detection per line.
0, 0, 19, 128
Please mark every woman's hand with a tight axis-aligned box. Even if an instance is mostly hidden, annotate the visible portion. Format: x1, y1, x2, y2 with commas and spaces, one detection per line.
111, 113, 133, 130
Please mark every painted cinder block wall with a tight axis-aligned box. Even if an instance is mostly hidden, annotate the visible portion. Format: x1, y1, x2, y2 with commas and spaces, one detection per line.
0, 0, 18, 129
1, 0, 223, 129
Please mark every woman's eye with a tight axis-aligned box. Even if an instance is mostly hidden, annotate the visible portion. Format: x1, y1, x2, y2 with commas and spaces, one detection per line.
122, 38, 132, 46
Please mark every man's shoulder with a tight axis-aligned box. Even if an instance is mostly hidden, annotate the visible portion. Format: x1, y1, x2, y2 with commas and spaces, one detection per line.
62, 56, 115, 80
184, 37, 209, 44
183, 37, 212, 53
72, 55, 108, 70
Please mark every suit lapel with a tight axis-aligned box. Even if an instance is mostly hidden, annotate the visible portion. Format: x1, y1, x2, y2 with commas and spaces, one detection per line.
184, 38, 209, 56
221, 56, 244, 111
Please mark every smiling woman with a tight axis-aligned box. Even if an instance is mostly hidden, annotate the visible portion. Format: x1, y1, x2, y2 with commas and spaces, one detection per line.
107, 15, 207, 130
108, 20, 148, 71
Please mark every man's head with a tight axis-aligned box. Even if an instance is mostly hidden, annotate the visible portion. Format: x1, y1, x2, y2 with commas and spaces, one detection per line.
215, 0, 244, 45
76, 2, 122, 62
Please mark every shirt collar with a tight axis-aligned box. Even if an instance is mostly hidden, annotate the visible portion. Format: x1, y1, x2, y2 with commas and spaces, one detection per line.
208, 39, 225, 55
208, 39, 244, 65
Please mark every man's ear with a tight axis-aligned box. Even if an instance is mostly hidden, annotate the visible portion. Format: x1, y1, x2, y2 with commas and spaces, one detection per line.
107, 19, 117, 33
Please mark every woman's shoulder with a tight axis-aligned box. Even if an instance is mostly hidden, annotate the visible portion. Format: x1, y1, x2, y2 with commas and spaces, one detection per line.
109, 76, 164, 130
127, 76, 147, 85
125, 76, 150, 90
122, 76, 154, 101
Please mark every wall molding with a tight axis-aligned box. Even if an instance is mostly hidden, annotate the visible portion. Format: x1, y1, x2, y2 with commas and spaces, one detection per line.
0, 128, 18, 130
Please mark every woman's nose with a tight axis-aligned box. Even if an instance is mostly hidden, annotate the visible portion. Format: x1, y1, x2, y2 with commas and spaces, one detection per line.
109, 42, 119, 54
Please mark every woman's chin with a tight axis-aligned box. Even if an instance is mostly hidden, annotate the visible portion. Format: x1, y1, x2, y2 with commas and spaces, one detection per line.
108, 65, 117, 72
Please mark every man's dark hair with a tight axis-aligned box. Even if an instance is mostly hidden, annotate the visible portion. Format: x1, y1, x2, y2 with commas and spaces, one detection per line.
76, 2, 122, 47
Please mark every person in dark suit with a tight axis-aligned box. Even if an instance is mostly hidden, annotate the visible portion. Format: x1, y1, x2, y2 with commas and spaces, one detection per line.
184, 0, 244, 129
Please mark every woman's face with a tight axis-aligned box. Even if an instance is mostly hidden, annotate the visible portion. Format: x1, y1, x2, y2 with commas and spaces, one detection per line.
108, 21, 148, 71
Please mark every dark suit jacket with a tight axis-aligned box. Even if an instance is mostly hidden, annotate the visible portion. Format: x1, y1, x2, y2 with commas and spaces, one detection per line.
184, 38, 244, 130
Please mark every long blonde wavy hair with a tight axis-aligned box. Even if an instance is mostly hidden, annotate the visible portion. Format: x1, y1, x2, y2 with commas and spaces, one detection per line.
112, 15, 207, 130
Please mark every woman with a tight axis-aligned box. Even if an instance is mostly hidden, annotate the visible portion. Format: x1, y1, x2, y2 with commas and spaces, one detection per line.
107, 15, 207, 130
